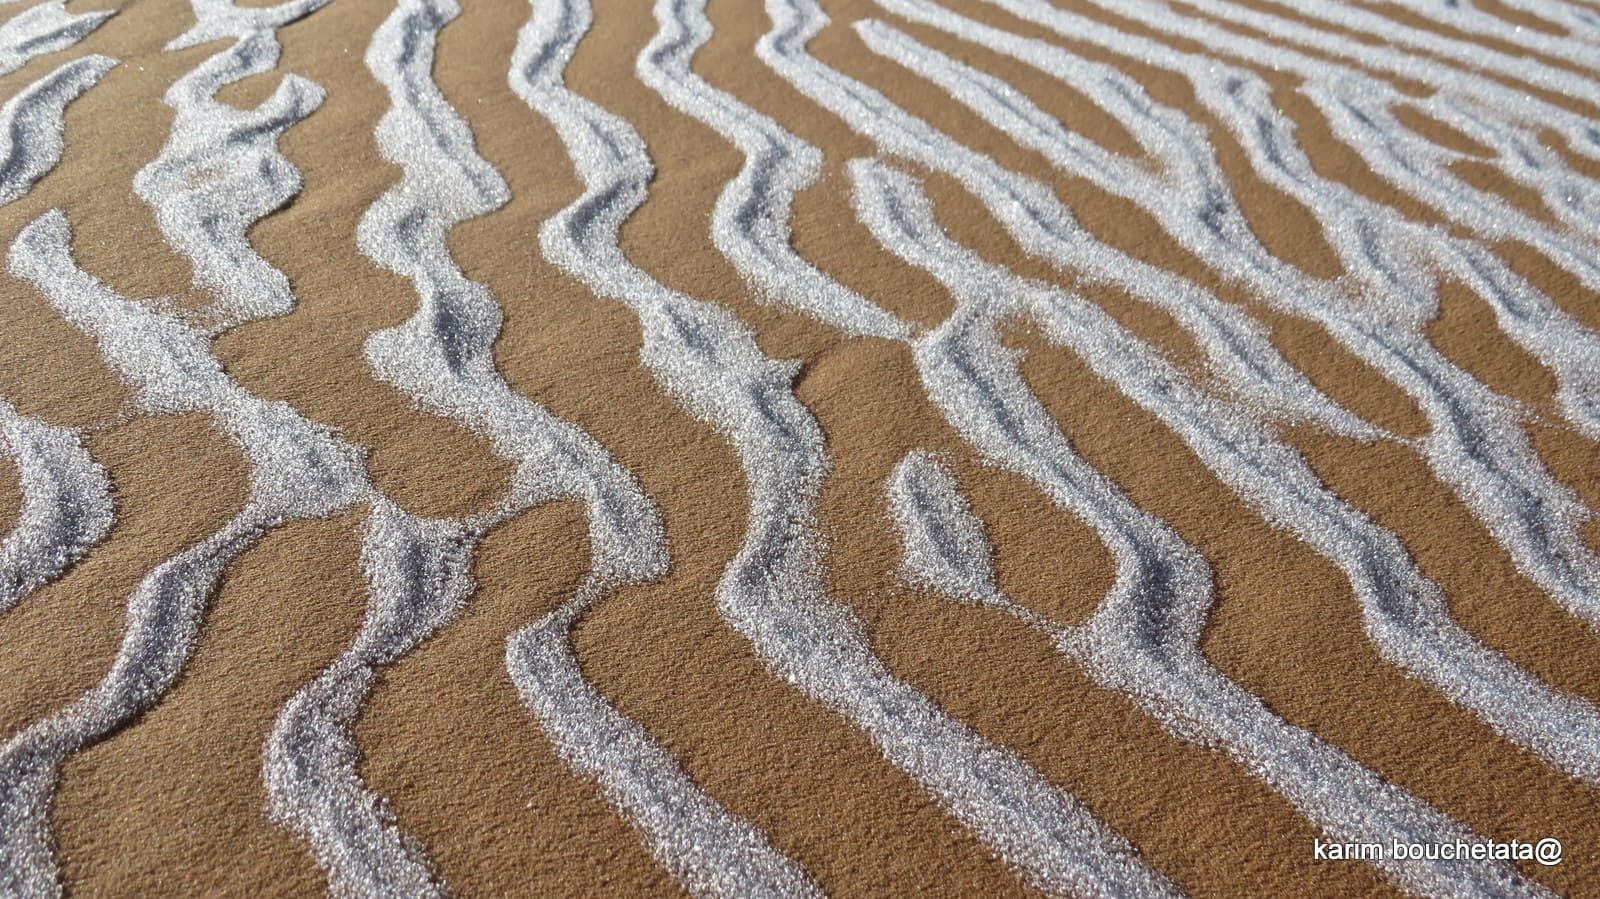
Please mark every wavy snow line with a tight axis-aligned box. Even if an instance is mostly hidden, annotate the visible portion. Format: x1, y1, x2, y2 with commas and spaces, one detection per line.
6, 9, 464, 893
634, 0, 907, 338
133, 0, 328, 333
1063, 0, 1600, 287
854, 158, 1564, 897
309, 2, 822, 897
1248, 0, 1600, 104
23, 5, 478, 894
887, 454, 1547, 899
506, 580, 827, 899
630, 4, 1191, 886
1156, 0, 1600, 150
897, 0, 1600, 448
0, 54, 114, 206
511, 1, 1180, 896
1239, 7, 1600, 254
0, 7, 463, 895
0, 1, 112, 77
955, 0, 1600, 663
752, 0, 1593, 653
0, 209, 369, 899
1467, 0, 1600, 42
1126, 0, 1600, 244
1379, 0, 1600, 70
636, 7, 1548, 885
0, 396, 111, 615
0, 52, 105, 611
756, 0, 1370, 440
267, 498, 475, 899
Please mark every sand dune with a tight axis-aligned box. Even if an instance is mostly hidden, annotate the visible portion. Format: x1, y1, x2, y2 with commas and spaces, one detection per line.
1, 0, 1598, 894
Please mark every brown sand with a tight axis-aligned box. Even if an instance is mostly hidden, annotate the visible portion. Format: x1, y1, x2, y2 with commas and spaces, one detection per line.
1, 0, 1598, 895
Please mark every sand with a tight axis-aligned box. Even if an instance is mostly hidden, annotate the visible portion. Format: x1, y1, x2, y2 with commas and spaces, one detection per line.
1, 0, 1598, 894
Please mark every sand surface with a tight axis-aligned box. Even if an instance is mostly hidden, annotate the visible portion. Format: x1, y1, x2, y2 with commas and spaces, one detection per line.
2, 0, 1599, 895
